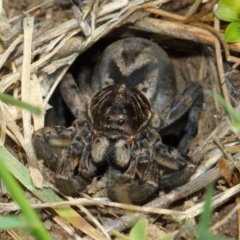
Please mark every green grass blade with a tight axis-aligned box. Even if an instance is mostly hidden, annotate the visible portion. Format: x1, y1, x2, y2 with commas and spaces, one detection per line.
213, 93, 240, 122
197, 183, 214, 240
156, 233, 175, 240
201, 233, 229, 240
0, 150, 50, 239
197, 184, 231, 240
212, 92, 240, 132
111, 230, 130, 240
0, 216, 29, 230
129, 219, 148, 240
0, 92, 41, 115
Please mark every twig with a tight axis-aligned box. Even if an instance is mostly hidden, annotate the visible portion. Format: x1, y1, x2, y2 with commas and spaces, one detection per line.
183, 0, 217, 23
185, 0, 203, 17
145, 7, 185, 21
147, 166, 221, 209
0, 198, 187, 216
213, 16, 232, 120
181, 182, 240, 221
213, 135, 240, 172
208, 53, 222, 114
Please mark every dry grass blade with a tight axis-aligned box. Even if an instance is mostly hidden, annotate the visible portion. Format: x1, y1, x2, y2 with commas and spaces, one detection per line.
185, 0, 203, 17
24, 0, 54, 15
98, 0, 128, 17
0, 197, 187, 216
3, 105, 24, 147
0, 34, 23, 70
180, 182, 240, 221
71, 2, 91, 37
30, 74, 44, 131
51, 215, 80, 239
43, 65, 69, 108
21, 16, 43, 189
67, 196, 111, 240
82, 0, 94, 20
213, 16, 232, 119
7, 230, 21, 240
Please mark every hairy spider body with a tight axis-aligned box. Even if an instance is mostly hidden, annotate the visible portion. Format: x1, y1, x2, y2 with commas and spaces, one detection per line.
33, 37, 202, 204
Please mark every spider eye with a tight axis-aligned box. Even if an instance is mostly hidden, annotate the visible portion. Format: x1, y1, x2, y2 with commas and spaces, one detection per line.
118, 118, 125, 126
106, 116, 112, 124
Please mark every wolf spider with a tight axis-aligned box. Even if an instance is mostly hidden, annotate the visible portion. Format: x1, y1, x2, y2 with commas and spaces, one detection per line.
33, 37, 203, 204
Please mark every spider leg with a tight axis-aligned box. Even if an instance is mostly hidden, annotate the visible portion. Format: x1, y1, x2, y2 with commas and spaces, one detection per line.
33, 125, 75, 171
120, 137, 153, 180
159, 82, 203, 153
55, 120, 96, 195
154, 141, 195, 188
107, 165, 159, 205
134, 160, 160, 202
159, 166, 195, 189
33, 119, 95, 196
107, 142, 159, 205
59, 73, 88, 119
177, 92, 203, 153
55, 135, 93, 195
119, 149, 142, 181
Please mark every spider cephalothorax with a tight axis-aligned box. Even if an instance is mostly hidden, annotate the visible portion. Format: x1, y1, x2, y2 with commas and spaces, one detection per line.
89, 84, 152, 139
33, 37, 202, 204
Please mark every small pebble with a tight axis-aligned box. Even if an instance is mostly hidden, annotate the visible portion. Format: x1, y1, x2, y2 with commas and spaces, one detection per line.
51, 233, 63, 240
44, 219, 52, 230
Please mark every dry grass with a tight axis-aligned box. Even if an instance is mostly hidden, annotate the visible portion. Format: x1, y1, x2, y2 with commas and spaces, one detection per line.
1, 0, 240, 239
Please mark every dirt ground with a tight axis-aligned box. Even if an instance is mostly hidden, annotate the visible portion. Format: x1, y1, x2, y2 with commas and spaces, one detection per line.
1, 0, 240, 239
